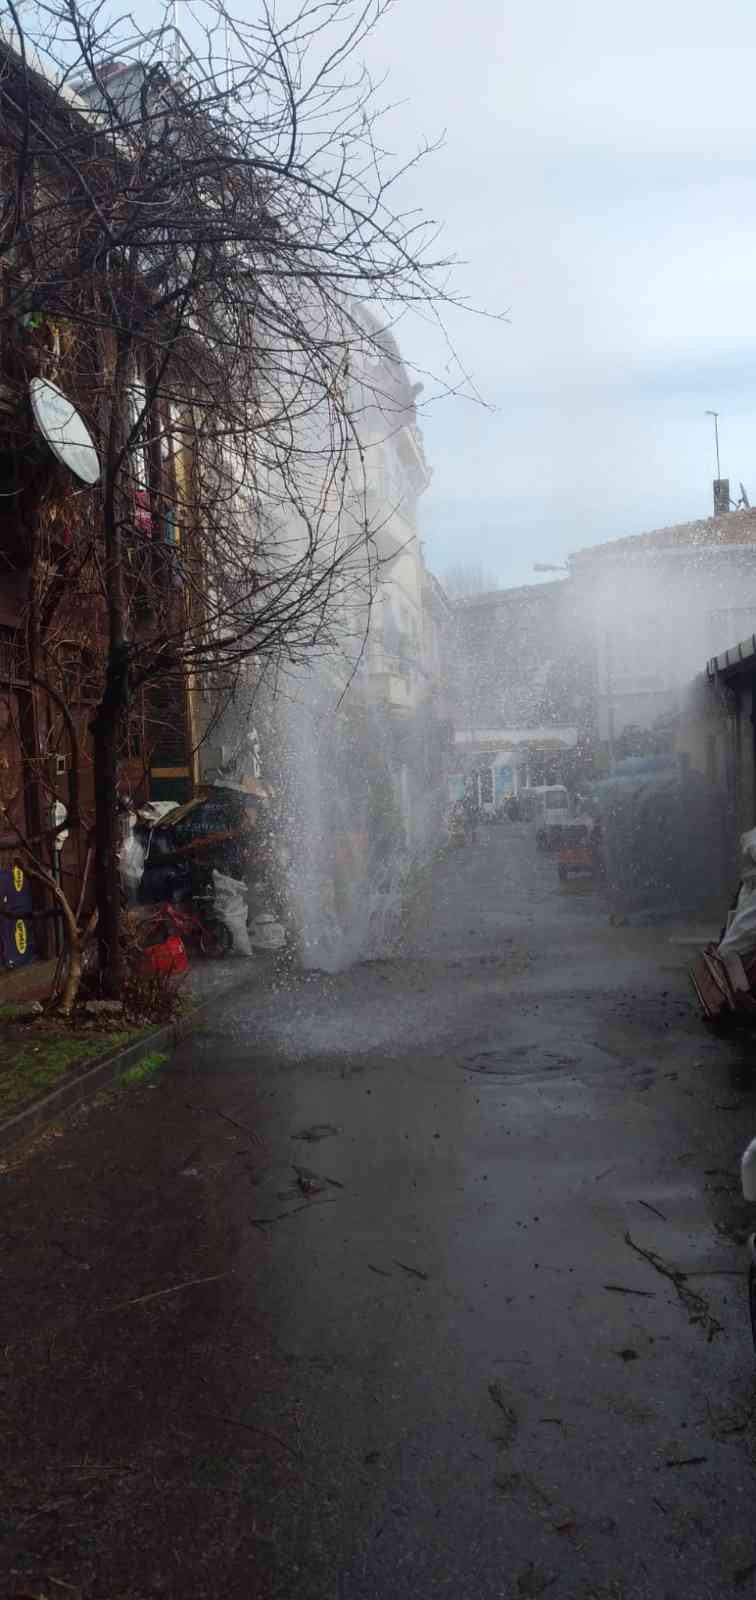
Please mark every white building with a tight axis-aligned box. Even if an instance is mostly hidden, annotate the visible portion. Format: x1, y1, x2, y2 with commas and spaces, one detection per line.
341, 313, 451, 843
346, 313, 433, 714
570, 507, 756, 759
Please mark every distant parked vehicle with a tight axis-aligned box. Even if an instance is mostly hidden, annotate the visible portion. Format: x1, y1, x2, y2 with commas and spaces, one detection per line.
521, 785, 571, 850
557, 819, 595, 882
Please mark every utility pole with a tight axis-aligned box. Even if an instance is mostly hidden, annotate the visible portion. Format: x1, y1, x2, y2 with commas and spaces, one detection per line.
706, 410, 721, 480
706, 411, 732, 515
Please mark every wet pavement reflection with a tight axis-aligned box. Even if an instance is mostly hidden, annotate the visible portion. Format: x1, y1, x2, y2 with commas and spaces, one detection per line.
3, 825, 756, 1599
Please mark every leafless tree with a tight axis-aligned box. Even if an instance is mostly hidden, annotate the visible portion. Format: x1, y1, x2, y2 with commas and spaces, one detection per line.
0, 0, 467, 995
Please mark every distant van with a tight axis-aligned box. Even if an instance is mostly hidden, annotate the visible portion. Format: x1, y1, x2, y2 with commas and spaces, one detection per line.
521, 785, 571, 849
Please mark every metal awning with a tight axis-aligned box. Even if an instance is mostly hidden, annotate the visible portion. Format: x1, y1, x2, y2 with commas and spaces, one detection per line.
707, 635, 756, 679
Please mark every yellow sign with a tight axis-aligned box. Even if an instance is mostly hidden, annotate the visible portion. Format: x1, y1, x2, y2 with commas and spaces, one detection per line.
12, 864, 23, 894
14, 919, 27, 955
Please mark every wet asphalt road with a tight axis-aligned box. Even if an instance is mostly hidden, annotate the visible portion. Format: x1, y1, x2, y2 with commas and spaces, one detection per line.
4, 825, 756, 1599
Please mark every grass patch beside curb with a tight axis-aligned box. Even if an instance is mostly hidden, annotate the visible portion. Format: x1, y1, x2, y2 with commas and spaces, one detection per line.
0, 1030, 142, 1119
122, 1050, 169, 1087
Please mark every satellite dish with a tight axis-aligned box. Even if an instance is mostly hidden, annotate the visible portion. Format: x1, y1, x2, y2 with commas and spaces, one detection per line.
29, 378, 100, 486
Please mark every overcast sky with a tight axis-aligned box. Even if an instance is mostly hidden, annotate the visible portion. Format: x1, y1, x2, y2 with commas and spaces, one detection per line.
358, 0, 756, 586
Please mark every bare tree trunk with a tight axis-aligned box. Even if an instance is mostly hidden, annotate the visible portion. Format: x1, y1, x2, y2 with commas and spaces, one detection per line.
92, 694, 124, 996
93, 334, 131, 997
20, 506, 50, 953
59, 905, 97, 1016
26, 863, 83, 1015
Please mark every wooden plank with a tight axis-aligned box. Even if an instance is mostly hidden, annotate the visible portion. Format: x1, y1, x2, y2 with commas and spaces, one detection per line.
722, 951, 750, 994
689, 958, 728, 1020
702, 949, 733, 1004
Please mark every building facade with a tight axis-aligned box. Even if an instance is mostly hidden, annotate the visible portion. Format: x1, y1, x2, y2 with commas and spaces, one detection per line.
349, 318, 452, 845
677, 636, 756, 887
449, 579, 595, 807
570, 508, 756, 767
0, 38, 214, 956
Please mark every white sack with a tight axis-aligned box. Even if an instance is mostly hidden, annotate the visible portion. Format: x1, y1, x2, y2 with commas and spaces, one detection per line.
118, 816, 145, 902
212, 869, 252, 956
718, 881, 756, 960
743, 1136, 756, 1201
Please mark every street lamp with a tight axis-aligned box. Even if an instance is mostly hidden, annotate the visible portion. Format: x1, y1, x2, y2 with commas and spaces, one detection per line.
533, 562, 569, 574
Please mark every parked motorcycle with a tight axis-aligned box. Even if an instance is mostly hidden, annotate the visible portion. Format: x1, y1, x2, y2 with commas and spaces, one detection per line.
134, 889, 232, 960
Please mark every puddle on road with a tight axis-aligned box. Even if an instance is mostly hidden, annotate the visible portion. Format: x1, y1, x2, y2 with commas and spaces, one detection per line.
461, 1046, 580, 1078
458, 1016, 624, 1080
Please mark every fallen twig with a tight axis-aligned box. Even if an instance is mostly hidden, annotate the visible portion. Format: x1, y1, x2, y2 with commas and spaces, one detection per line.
685, 1269, 742, 1277
292, 1163, 344, 1189
393, 1259, 429, 1281
250, 1197, 338, 1229
624, 1231, 722, 1341
522, 1473, 552, 1507
103, 1273, 228, 1312
52, 1239, 91, 1271
603, 1283, 656, 1298
186, 1102, 263, 1146
294, 1172, 327, 1196
196, 1413, 321, 1490
368, 1264, 392, 1277
665, 1455, 707, 1468
196, 1412, 301, 1457
625, 1231, 687, 1281
489, 1382, 518, 1446
639, 1200, 667, 1221
291, 1124, 342, 1143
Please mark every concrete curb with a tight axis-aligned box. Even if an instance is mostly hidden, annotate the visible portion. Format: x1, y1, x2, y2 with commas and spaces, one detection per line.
0, 966, 257, 1157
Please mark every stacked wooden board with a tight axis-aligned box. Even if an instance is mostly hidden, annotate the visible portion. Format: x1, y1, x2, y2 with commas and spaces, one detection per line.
689, 945, 756, 1022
